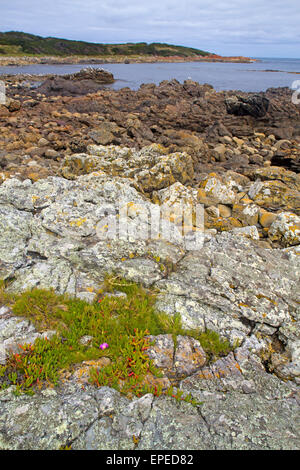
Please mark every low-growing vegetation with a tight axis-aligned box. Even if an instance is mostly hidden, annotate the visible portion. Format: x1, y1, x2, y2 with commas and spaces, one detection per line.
0, 32, 210, 57
0, 277, 234, 404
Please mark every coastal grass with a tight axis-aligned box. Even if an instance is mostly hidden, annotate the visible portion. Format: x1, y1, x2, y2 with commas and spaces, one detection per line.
0, 277, 233, 403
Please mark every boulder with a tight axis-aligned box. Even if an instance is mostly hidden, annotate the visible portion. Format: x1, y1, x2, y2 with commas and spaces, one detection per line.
198, 175, 237, 205
88, 122, 121, 145
225, 94, 269, 118
61, 144, 194, 193
268, 212, 300, 246
37, 74, 112, 97
248, 180, 300, 215
64, 67, 114, 84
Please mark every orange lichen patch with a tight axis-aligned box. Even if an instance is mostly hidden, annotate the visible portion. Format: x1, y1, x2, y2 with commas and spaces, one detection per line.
72, 357, 112, 384
27, 172, 41, 182
69, 217, 87, 227
256, 294, 278, 305
205, 216, 242, 232
141, 372, 170, 391
259, 210, 277, 228
215, 369, 226, 378
195, 358, 244, 382
196, 369, 214, 380
289, 224, 300, 233
239, 197, 253, 205
197, 188, 207, 200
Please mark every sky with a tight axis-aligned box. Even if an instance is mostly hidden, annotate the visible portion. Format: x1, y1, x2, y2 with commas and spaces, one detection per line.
0, 0, 300, 58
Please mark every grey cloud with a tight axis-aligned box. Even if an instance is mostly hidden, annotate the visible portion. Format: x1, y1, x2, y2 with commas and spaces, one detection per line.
0, 0, 299, 56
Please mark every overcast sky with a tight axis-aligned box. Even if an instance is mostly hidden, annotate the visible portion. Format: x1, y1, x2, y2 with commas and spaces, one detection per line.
1, 0, 299, 57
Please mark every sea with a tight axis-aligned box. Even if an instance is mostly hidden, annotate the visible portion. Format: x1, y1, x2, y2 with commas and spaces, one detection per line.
0, 57, 299, 92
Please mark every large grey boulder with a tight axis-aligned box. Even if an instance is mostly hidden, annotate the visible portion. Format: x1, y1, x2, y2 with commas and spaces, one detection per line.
0, 173, 299, 449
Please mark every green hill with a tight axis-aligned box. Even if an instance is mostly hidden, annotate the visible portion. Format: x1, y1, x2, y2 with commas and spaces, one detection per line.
0, 31, 210, 57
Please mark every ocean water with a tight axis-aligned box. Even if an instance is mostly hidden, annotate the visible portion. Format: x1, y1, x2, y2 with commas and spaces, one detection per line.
0, 57, 299, 92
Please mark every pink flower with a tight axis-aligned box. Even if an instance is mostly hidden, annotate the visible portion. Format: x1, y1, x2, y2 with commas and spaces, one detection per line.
99, 343, 109, 350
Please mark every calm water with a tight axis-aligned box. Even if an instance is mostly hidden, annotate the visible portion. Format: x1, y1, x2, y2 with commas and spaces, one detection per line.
0, 57, 300, 92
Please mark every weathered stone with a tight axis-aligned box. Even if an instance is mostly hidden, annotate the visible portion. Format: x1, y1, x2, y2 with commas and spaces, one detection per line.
155, 182, 202, 229
225, 94, 269, 118
246, 166, 300, 191
5, 99, 21, 113
44, 149, 59, 159
0, 203, 33, 278
198, 175, 237, 205
179, 339, 300, 449
141, 373, 171, 391
146, 334, 174, 370
38, 138, 49, 147
232, 137, 245, 147
88, 122, 121, 145
173, 335, 206, 377
204, 215, 242, 232
248, 180, 300, 215
0, 307, 56, 364
0, 154, 300, 449
37, 74, 113, 97
61, 144, 194, 193
217, 204, 232, 218
232, 225, 260, 240
212, 144, 226, 161
206, 206, 220, 218
64, 67, 115, 84
146, 333, 207, 379
155, 232, 300, 349
268, 212, 300, 246
259, 209, 277, 228
232, 202, 260, 226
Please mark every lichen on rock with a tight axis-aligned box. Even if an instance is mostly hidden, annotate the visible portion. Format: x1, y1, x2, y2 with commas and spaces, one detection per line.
0, 138, 299, 449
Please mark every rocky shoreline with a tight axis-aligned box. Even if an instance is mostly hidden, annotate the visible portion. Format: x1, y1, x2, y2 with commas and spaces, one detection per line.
0, 54, 256, 67
0, 71, 299, 449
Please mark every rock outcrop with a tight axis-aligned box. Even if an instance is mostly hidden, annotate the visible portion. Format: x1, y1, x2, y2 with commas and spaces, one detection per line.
225, 94, 270, 118
0, 78, 299, 450
0, 171, 299, 451
64, 67, 115, 84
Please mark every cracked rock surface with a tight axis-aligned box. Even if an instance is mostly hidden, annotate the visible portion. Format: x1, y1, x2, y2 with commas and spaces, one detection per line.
0, 171, 299, 449
0, 354, 299, 450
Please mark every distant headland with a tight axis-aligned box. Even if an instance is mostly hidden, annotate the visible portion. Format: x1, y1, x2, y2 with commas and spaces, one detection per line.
0, 31, 256, 65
